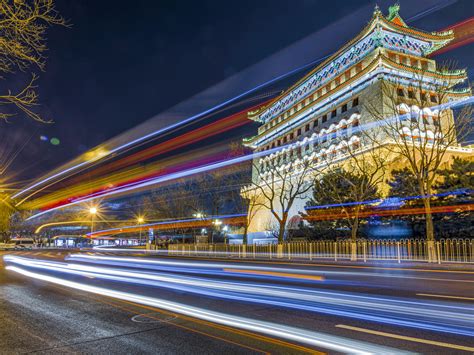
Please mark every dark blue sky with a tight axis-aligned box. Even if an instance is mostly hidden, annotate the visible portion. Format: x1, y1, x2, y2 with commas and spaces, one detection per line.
2, 0, 473, 184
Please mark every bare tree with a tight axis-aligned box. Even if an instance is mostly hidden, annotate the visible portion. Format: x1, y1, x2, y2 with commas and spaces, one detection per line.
249, 156, 314, 244
240, 186, 263, 245
307, 144, 387, 259
0, 0, 67, 122
0, 192, 15, 233
364, 61, 472, 261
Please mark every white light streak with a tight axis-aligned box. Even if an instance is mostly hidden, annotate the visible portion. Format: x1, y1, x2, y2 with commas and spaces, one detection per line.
5, 264, 403, 354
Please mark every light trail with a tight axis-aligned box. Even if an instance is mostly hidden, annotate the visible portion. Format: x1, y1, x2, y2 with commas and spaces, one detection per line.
25, 95, 474, 221
86, 213, 246, 237
305, 203, 473, 221
34, 220, 144, 234
305, 188, 472, 210
23, 140, 237, 211
11, 58, 322, 201
5, 255, 474, 338
430, 16, 474, 56
4, 262, 406, 354
22, 100, 266, 211
88, 189, 471, 238
68, 254, 474, 282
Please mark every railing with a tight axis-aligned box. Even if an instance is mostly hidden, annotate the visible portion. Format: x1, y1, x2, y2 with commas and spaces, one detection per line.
166, 238, 474, 264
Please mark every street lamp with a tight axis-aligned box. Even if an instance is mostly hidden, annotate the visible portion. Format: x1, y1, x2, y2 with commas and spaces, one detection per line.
89, 206, 97, 245
222, 225, 229, 244
192, 212, 206, 244
212, 219, 222, 244
137, 216, 145, 245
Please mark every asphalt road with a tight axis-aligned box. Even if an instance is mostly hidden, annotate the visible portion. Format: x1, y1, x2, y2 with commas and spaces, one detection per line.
1, 249, 473, 354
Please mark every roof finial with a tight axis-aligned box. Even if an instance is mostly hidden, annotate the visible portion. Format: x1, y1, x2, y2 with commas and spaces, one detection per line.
373, 4, 381, 15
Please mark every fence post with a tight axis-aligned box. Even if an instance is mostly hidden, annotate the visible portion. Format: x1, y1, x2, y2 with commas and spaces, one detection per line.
363, 242, 367, 263
253, 244, 256, 259
436, 241, 441, 265
397, 242, 401, 264
334, 242, 337, 261
309, 242, 312, 261
288, 243, 291, 260
269, 244, 272, 259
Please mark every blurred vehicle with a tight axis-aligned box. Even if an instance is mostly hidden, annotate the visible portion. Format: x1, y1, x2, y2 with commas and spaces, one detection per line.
11, 238, 36, 250
0, 242, 16, 250
228, 232, 278, 245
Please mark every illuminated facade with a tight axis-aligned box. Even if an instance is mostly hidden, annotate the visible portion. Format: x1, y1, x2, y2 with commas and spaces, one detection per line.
243, 5, 472, 233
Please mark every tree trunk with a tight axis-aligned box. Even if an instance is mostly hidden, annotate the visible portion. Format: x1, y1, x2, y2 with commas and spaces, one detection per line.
243, 225, 248, 245
349, 207, 360, 261
351, 213, 359, 242
423, 197, 437, 262
278, 214, 288, 244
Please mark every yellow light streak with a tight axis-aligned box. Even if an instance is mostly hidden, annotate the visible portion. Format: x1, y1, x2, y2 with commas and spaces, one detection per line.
34, 220, 138, 234
335, 324, 474, 352
416, 293, 474, 301
223, 269, 325, 281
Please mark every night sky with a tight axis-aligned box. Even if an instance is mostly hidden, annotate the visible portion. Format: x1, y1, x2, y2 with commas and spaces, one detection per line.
2, 0, 473, 185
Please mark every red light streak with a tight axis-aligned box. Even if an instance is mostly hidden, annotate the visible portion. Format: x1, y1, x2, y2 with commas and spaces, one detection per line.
305, 204, 473, 221
430, 17, 474, 56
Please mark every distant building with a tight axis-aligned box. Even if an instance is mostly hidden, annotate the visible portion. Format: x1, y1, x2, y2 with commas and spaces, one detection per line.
242, 5, 472, 233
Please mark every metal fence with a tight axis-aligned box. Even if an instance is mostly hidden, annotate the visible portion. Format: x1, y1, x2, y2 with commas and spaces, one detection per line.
166, 238, 474, 264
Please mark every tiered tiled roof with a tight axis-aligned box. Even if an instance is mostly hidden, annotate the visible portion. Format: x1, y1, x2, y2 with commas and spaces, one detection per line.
248, 4, 455, 125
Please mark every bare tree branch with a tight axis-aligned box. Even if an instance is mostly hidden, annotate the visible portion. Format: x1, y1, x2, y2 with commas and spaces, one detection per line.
0, 0, 67, 122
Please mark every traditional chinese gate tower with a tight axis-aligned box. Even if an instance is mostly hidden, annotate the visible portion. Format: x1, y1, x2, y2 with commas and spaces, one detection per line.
242, 5, 471, 234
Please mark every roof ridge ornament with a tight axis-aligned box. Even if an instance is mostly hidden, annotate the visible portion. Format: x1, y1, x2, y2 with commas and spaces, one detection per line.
373, 4, 382, 16
387, 3, 407, 27
387, 3, 400, 20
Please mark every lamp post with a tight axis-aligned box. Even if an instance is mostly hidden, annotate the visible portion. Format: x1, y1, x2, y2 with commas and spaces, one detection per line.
212, 219, 222, 244
89, 207, 97, 246
222, 225, 229, 244
137, 216, 144, 245
193, 212, 204, 244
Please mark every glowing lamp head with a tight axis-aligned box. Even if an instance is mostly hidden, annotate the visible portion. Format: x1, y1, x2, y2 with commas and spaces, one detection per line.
89, 207, 97, 215
137, 217, 144, 223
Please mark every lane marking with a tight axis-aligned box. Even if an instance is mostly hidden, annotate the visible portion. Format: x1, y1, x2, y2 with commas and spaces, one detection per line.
388, 276, 474, 283
335, 324, 474, 352
416, 293, 474, 301
223, 268, 325, 281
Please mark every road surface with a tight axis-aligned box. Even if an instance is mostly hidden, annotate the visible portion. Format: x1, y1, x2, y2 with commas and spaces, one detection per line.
1, 249, 473, 354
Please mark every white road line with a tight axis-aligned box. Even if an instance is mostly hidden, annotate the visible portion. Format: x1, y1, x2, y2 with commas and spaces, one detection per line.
335, 324, 474, 352
416, 293, 474, 301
